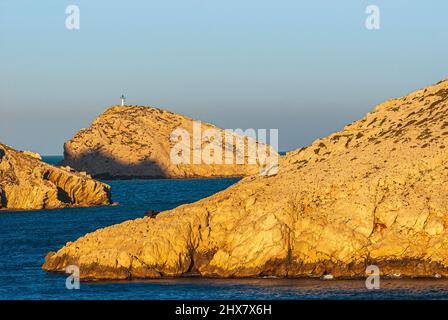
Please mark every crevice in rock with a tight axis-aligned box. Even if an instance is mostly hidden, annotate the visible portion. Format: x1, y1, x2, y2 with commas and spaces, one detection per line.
56, 187, 73, 204
0, 187, 7, 208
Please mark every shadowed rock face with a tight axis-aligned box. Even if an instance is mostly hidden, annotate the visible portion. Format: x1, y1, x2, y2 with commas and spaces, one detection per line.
61, 105, 277, 179
0, 143, 111, 210
43, 79, 448, 280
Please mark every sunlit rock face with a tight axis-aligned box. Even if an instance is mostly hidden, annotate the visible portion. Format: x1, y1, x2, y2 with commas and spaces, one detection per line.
61, 105, 277, 179
0, 143, 111, 210
43, 79, 448, 280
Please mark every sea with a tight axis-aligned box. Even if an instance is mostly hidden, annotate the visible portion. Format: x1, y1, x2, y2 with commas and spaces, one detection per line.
0, 156, 447, 300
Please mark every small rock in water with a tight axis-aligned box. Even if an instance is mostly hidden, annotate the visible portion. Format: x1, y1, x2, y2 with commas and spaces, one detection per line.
434, 274, 442, 279
323, 274, 334, 280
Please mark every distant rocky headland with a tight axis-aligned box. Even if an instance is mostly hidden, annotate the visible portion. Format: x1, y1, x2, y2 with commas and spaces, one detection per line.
61, 105, 278, 179
0, 143, 111, 210
43, 79, 448, 280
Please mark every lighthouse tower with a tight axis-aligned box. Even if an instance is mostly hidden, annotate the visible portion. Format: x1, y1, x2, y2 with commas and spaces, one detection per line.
120, 94, 126, 106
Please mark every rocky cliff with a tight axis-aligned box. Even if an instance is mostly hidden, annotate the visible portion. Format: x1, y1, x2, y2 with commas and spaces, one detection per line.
61, 105, 277, 179
43, 79, 448, 279
0, 143, 111, 210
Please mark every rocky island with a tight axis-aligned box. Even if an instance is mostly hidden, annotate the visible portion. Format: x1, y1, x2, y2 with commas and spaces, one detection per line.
0, 143, 111, 210
61, 105, 277, 179
43, 79, 448, 279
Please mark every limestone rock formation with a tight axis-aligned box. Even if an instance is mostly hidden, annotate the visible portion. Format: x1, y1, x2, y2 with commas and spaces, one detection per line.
0, 143, 111, 210
61, 105, 277, 179
22, 150, 42, 160
43, 79, 448, 279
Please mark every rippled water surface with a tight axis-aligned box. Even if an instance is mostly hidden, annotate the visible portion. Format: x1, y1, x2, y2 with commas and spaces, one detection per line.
0, 157, 447, 300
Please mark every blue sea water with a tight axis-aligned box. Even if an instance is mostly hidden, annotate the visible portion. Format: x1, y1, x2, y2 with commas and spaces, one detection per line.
0, 156, 447, 300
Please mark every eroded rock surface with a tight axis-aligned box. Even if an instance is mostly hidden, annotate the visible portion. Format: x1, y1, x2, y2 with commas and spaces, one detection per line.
0, 143, 111, 210
44, 79, 448, 279
61, 105, 277, 179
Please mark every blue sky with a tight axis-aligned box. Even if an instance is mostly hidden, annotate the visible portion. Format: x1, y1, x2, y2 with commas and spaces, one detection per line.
0, 0, 447, 154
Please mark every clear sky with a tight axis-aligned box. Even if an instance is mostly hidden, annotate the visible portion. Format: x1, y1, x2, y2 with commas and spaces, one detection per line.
0, 0, 447, 154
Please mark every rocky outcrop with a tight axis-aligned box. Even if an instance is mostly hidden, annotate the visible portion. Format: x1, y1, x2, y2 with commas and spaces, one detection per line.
61, 106, 277, 179
22, 150, 42, 160
43, 79, 448, 280
0, 143, 112, 210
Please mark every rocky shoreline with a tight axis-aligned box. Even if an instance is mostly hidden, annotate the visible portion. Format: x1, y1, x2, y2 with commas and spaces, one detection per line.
43, 251, 448, 281
43, 79, 448, 280
0, 143, 112, 210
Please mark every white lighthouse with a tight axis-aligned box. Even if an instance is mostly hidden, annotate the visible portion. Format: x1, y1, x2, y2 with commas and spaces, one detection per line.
120, 94, 126, 106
